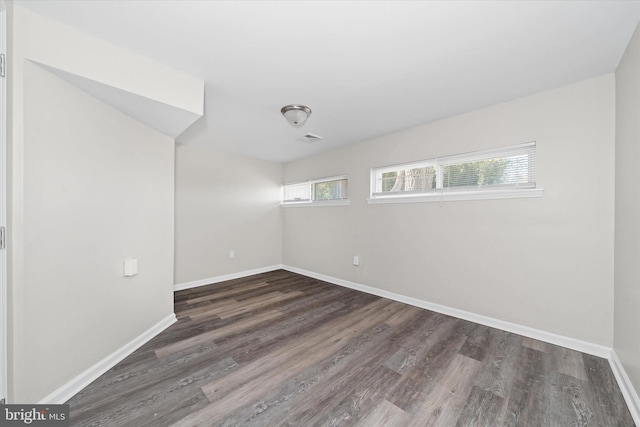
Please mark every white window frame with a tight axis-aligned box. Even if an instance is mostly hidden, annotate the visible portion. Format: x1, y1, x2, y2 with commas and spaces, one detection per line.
368, 142, 543, 204
0, 0, 6, 402
370, 160, 437, 196
282, 175, 350, 207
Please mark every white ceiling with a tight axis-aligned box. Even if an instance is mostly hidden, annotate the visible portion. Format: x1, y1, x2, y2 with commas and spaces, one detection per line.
36, 62, 203, 138
16, 0, 640, 163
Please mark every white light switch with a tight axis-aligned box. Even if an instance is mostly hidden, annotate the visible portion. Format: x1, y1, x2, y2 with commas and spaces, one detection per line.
124, 258, 138, 277
229, 250, 235, 258
353, 256, 360, 266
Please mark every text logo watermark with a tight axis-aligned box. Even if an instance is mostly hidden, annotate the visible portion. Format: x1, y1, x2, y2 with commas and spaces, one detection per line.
0, 405, 69, 426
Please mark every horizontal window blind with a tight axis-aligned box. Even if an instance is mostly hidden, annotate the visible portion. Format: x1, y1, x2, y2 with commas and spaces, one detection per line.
372, 163, 437, 196
440, 143, 536, 192
371, 142, 537, 199
282, 175, 348, 204
283, 182, 311, 203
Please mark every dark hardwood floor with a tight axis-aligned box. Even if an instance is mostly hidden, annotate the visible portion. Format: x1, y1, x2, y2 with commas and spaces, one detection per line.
67, 270, 635, 426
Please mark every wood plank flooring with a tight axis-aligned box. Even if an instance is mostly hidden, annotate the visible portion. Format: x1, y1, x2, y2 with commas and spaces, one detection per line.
67, 270, 635, 426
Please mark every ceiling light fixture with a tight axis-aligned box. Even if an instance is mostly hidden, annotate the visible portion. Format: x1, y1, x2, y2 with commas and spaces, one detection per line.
281, 105, 312, 128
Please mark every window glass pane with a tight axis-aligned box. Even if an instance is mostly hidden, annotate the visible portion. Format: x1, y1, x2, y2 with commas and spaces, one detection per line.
442, 153, 532, 191
377, 165, 436, 194
314, 179, 347, 201
502, 153, 533, 183
283, 182, 311, 202
370, 142, 536, 200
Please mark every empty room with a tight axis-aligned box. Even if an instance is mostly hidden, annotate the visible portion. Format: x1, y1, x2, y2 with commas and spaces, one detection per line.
1, 0, 640, 426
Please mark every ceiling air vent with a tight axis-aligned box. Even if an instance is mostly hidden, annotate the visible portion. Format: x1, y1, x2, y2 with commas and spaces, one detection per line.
296, 133, 323, 143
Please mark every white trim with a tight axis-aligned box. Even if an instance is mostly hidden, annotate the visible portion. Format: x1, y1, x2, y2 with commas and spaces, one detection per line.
370, 141, 537, 202
284, 174, 348, 187
31, 267, 639, 421
367, 188, 544, 204
437, 141, 535, 164
609, 350, 640, 425
38, 313, 177, 404
281, 265, 611, 358
282, 175, 349, 205
281, 199, 350, 208
175, 266, 638, 422
370, 142, 536, 171
174, 264, 284, 292
372, 160, 436, 176
0, 0, 7, 403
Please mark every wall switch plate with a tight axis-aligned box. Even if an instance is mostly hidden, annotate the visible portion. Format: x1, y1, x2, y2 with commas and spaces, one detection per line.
124, 258, 138, 277
353, 256, 360, 266
229, 250, 235, 258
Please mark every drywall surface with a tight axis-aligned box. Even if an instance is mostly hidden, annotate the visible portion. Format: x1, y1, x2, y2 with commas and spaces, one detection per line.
14, 6, 202, 116
174, 144, 282, 285
9, 6, 175, 403
12, 6, 203, 138
283, 75, 616, 346
614, 23, 640, 397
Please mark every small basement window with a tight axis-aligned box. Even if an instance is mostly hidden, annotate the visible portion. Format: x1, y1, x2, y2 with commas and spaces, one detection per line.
369, 142, 542, 203
282, 175, 349, 206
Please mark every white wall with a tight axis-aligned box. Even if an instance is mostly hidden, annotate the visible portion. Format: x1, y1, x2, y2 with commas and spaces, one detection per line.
8, 6, 179, 403
12, 5, 203, 117
4, 0, 629, 406
283, 75, 616, 346
174, 144, 282, 285
614, 23, 640, 397
10, 6, 203, 139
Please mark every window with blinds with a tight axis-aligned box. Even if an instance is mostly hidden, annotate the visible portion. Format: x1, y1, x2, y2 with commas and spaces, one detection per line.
370, 142, 540, 203
283, 182, 311, 203
282, 176, 348, 205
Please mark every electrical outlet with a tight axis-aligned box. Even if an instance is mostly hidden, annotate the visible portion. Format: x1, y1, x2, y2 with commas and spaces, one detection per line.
124, 258, 138, 277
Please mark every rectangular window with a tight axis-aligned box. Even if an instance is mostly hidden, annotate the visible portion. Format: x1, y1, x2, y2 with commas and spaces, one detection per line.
372, 161, 437, 196
369, 142, 541, 203
314, 178, 347, 201
282, 175, 349, 206
283, 182, 311, 203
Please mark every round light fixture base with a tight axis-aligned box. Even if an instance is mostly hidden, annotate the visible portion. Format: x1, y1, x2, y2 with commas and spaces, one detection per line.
281, 105, 312, 128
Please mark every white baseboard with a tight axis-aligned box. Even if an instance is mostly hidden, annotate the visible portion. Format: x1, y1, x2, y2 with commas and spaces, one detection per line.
174, 264, 284, 291
38, 313, 177, 404
284, 266, 640, 421
172, 264, 640, 421
282, 265, 612, 358
609, 350, 640, 425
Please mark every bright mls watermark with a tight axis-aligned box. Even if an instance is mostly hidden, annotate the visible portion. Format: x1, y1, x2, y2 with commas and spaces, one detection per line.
0, 405, 69, 426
